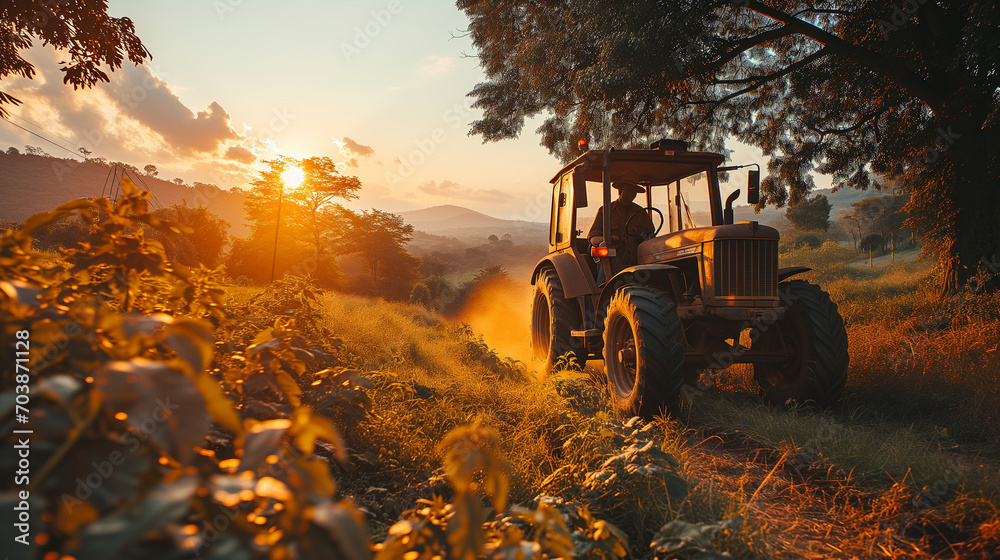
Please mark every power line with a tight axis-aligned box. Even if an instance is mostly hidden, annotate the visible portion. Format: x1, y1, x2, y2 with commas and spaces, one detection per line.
8, 112, 88, 154
0, 118, 85, 160
127, 167, 164, 210
3, 112, 164, 210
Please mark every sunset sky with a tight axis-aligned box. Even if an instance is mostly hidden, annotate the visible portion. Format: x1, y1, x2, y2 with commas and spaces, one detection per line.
0, 0, 816, 220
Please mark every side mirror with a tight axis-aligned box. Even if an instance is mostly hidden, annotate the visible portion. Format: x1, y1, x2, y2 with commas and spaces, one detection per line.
747, 169, 760, 205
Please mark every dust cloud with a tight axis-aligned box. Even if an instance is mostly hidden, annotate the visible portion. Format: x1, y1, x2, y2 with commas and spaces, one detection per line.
454, 278, 536, 365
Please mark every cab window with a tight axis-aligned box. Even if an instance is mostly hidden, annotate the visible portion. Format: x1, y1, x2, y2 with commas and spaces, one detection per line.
665, 171, 712, 232
550, 173, 575, 250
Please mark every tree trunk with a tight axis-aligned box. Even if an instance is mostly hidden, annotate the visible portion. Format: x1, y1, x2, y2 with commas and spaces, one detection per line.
940, 127, 1000, 295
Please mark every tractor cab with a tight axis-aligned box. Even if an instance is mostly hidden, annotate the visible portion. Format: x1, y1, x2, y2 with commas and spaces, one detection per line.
538, 139, 771, 313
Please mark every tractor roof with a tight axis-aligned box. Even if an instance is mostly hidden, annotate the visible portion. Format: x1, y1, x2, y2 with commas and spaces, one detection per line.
550, 147, 726, 186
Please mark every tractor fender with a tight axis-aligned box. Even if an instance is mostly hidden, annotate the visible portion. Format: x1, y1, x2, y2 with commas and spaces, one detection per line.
598, 264, 684, 312
778, 266, 812, 281
530, 253, 595, 299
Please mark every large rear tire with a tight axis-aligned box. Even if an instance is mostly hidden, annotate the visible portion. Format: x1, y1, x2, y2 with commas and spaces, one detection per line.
531, 267, 584, 375
603, 286, 685, 416
753, 281, 849, 406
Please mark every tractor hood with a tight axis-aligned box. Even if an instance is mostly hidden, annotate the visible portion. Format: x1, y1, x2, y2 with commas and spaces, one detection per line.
637, 222, 779, 261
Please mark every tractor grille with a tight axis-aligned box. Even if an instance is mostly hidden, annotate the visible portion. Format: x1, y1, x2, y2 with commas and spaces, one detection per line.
713, 239, 778, 298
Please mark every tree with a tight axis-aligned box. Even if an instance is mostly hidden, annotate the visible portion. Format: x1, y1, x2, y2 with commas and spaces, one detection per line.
851, 194, 908, 239
237, 156, 361, 285
24, 145, 47, 156
0, 0, 151, 117
341, 208, 415, 289
151, 202, 230, 267
786, 194, 831, 231
419, 254, 450, 278
839, 210, 863, 251
144, 164, 158, 177
460, 1, 1000, 292
860, 233, 885, 254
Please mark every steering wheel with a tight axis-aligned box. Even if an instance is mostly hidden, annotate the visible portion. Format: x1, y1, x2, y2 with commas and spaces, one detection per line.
625, 207, 664, 241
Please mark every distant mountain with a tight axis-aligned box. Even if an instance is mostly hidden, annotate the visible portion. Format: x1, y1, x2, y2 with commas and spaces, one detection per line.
399, 205, 511, 230
399, 205, 547, 244
0, 152, 248, 235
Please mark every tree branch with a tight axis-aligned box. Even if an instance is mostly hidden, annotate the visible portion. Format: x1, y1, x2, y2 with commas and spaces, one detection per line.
704, 25, 797, 73
692, 48, 829, 107
809, 107, 887, 137
738, 0, 946, 113
790, 8, 855, 17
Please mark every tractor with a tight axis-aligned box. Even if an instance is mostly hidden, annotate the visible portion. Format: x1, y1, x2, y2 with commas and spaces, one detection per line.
530, 139, 849, 416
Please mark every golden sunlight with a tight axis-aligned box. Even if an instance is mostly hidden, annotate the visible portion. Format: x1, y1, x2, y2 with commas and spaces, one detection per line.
281, 165, 304, 189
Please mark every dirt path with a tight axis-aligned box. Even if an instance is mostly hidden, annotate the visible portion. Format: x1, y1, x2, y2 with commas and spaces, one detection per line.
678, 422, 997, 559
849, 247, 921, 267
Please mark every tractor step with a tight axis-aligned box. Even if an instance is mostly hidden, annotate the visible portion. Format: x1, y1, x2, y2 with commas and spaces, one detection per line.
571, 329, 601, 338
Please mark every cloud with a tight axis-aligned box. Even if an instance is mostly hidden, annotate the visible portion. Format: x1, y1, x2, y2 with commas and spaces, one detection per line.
340, 136, 375, 158
105, 63, 237, 154
415, 180, 513, 204
0, 46, 270, 191
225, 145, 257, 164
0, 46, 240, 169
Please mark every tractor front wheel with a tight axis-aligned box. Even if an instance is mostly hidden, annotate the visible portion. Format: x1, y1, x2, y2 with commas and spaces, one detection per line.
603, 286, 685, 416
753, 281, 849, 406
531, 267, 584, 375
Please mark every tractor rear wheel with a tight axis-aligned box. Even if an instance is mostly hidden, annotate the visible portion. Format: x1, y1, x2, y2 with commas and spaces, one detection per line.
753, 281, 849, 406
531, 267, 584, 375
603, 286, 685, 416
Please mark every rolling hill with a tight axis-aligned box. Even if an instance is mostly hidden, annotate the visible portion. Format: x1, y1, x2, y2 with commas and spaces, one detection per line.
398, 205, 548, 244
0, 151, 249, 235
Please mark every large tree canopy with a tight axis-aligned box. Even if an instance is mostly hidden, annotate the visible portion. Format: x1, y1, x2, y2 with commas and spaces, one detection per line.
0, 0, 151, 117
459, 0, 1000, 290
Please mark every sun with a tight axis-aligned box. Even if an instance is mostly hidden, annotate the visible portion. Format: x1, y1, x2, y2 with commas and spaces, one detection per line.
281, 165, 304, 189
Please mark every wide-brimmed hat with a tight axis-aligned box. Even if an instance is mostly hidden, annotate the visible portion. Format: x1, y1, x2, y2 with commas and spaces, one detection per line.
613, 181, 646, 193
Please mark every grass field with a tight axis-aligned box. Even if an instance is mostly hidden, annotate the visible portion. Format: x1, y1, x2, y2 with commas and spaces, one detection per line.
289, 240, 1000, 559
8, 197, 998, 558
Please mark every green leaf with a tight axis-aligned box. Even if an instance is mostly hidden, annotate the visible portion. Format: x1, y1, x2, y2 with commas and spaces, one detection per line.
58, 438, 149, 512
291, 407, 345, 461
274, 370, 302, 408
94, 359, 209, 464
310, 501, 372, 560
194, 373, 242, 435
20, 210, 58, 234
73, 475, 198, 560
239, 419, 290, 472
36, 375, 84, 404
162, 318, 215, 374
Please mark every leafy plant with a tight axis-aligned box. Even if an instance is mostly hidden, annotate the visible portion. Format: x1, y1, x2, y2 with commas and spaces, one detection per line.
0, 184, 368, 559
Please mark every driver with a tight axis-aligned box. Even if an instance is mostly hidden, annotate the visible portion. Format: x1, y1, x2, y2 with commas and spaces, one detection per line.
588, 181, 655, 270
